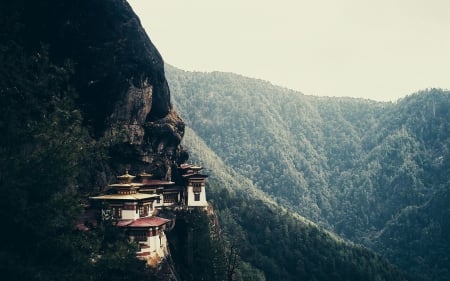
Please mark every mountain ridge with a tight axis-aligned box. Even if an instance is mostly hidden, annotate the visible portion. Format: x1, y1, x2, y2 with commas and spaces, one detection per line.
167, 63, 450, 280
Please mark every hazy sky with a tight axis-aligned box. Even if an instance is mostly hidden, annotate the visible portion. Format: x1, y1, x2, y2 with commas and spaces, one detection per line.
128, 0, 450, 101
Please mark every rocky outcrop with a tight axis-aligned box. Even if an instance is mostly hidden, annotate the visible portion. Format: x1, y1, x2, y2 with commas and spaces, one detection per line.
9, 0, 187, 180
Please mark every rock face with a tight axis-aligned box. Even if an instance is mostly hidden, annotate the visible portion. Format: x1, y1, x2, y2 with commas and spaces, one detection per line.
9, 0, 187, 179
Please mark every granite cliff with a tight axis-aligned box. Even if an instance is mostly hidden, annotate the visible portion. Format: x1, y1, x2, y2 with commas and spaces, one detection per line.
2, 0, 186, 182
0, 1, 199, 279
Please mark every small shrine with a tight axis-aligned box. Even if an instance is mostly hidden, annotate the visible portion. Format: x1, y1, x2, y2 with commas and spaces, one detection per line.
179, 163, 208, 208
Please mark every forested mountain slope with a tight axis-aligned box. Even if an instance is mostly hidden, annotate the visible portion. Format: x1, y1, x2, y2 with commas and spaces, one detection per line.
167, 64, 450, 280
182, 128, 408, 281
0, 1, 411, 280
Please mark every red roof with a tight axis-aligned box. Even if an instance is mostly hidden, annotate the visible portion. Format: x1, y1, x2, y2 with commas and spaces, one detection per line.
117, 220, 134, 227
127, 216, 171, 228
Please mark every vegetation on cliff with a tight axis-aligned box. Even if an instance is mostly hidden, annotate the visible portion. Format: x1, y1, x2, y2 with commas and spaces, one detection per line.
0, 0, 176, 280
167, 209, 227, 281
0, 41, 154, 281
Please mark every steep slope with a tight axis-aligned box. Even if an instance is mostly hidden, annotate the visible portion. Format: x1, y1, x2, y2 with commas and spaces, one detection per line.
374, 187, 450, 279
182, 128, 408, 281
167, 64, 450, 280
166, 64, 386, 224
215, 192, 408, 281
0, 1, 186, 280
2, 0, 186, 183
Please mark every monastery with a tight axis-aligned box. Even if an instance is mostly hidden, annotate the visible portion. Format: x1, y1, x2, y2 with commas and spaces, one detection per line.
89, 163, 209, 265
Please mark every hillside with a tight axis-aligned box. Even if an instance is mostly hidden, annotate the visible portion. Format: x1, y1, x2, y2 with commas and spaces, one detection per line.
182, 126, 409, 281
0, 1, 413, 280
167, 64, 450, 280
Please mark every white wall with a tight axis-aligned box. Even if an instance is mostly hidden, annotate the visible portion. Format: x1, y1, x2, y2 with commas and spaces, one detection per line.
121, 209, 139, 220
187, 184, 207, 207
138, 229, 168, 259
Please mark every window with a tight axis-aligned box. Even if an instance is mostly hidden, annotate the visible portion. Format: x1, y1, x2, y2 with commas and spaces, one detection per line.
134, 230, 148, 242
112, 207, 122, 219
194, 193, 200, 201
139, 205, 149, 217
164, 193, 177, 204
193, 182, 202, 193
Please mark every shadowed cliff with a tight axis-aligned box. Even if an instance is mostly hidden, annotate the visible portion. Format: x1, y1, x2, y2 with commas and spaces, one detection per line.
0, 1, 189, 279
1, 0, 187, 181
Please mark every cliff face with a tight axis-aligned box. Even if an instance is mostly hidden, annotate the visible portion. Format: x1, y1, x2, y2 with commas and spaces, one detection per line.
3, 0, 187, 179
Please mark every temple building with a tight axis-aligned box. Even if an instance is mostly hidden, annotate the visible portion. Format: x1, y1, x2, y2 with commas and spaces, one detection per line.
90, 170, 171, 264
137, 171, 181, 208
117, 216, 170, 264
179, 163, 208, 208
89, 163, 209, 264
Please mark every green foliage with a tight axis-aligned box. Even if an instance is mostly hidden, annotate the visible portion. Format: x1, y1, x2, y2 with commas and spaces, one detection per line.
0, 39, 151, 281
167, 209, 227, 281
167, 64, 450, 280
213, 187, 407, 281
373, 186, 450, 280
0, 42, 86, 278
90, 221, 151, 281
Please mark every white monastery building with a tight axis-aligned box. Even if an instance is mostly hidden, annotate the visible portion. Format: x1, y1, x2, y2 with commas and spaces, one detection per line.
89, 163, 209, 265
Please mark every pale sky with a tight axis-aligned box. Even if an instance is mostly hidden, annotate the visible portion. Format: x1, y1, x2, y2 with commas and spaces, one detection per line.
128, 0, 450, 101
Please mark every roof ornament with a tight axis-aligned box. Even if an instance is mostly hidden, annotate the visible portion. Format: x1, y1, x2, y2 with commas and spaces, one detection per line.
117, 169, 136, 183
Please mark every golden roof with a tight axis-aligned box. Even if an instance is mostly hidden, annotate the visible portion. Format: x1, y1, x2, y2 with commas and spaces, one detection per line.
138, 170, 153, 178
90, 193, 158, 201
107, 183, 143, 188
117, 170, 135, 183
